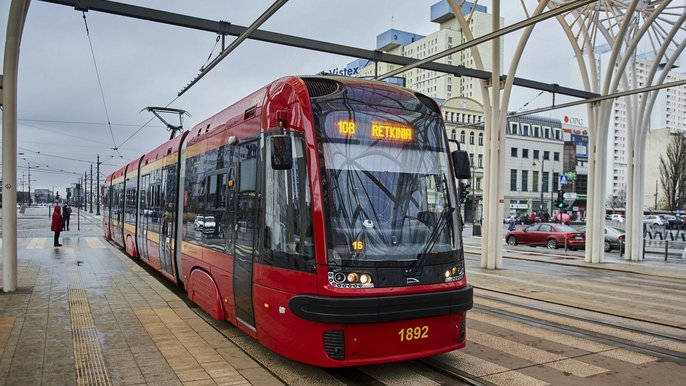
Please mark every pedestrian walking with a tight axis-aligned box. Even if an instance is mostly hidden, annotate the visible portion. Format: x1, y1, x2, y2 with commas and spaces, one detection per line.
62, 204, 72, 231
51, 205, 64, 247
508, 217, 517, 231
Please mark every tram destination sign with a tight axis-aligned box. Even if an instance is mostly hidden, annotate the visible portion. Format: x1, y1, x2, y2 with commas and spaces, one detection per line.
337, 120, 414, 143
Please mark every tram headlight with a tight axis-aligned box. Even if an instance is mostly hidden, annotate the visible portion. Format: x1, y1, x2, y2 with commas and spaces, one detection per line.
328, 271, 374, 288
334, 272, 346, 283
444, 265, 464, 282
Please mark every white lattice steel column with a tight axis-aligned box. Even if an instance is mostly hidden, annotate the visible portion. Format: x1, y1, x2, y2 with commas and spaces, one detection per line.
547, 0, 686, 263
449, 0, 552, 269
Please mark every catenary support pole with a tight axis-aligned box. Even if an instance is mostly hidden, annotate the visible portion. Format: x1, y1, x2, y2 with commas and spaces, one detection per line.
2, 0, 31, 293
90, 163, 93, 213
96, 154, 100, 215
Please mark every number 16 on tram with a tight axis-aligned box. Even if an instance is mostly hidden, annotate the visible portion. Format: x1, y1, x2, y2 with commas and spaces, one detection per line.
104, 76, 473, 367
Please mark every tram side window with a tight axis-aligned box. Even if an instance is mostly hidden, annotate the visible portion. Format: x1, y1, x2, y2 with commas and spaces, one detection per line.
112, 183, 124, 224
183, 154, 208, 246
263, 133, 315, 272
161, 165, 177, 233
103, 186, 110, 219
125, 178, 138, 225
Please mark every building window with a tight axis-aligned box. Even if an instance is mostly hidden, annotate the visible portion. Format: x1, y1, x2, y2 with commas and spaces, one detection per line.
511, 147, 518, 157
510, 170, 517, 191
534, 126, 540, 138
478, 154, 483, 168
543, 151, 550, 160
554, 152, 560, 161
522, 171, 529, 192
533, 150, 540, 159
478, 133, 483, 146
544, 128, 550, 138
553, 172, 559, 191
533, 171, 539, 193
522, 124, 530, 136
469, 132, 475, 145
460, 130, 466, 143
451, 129, 456, 140
543, 172, 549, 193
522, 149, 529, 158
510, 122, 519, 135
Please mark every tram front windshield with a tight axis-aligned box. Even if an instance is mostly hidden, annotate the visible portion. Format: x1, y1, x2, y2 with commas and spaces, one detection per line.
313, 86, 461, 267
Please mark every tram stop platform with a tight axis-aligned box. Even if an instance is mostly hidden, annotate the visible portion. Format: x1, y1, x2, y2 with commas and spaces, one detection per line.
1, 209, 685, 385
0, 208, 281, 386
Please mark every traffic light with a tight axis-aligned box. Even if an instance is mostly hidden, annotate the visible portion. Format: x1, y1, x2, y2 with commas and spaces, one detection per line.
555, 189, 565, 208
460, 183, 470, 204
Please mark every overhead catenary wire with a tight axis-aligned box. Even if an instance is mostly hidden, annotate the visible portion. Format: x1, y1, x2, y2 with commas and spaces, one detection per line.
81, 11, 122, 159
17, 146, 120, 167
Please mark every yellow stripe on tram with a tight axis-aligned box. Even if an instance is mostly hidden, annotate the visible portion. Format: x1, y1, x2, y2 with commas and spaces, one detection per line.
85, 237, 107, 249
26, 238, 48, 249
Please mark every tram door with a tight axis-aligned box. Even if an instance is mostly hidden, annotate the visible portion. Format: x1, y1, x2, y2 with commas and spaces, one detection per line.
232, 142, 259, 328
137, 174, 150, 261
159, 166, 174, 276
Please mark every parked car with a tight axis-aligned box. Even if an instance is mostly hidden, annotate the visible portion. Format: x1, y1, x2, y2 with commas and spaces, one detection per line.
505, 223, 585, 250
658, 214, 685, 230
516, 214, 536, 225
503, 215, 516, 224
674, 216, 686, 229
193, 215, 216, 233
606, 213, 624, 223
642, 215, 663, 226
576, 226, 625, 252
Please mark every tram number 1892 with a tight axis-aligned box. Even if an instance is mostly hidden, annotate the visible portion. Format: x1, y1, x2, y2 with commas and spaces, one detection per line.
398, 326, 429, 342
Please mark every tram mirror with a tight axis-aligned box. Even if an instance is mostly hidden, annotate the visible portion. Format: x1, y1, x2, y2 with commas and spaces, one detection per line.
271, 135, 293, 170
451, 150, 471, 179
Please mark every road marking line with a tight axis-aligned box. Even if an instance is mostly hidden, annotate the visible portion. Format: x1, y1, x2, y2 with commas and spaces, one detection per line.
26, 238, 47, 249
469, 329, 609, 377
85, 237, 107, 248
437, 351, 548, 386
469, 311, 656, 364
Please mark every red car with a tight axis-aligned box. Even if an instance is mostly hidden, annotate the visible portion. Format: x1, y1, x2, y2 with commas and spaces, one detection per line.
505, 223, 585, 250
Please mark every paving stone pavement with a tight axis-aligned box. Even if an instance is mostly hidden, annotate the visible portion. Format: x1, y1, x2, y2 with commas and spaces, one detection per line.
0, 208, 281, 385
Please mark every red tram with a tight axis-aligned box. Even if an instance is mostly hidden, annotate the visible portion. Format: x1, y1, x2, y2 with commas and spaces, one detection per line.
103, 76, 473, 367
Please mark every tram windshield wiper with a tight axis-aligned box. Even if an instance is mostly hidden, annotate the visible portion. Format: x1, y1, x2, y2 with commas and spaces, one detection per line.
407, 205, 454, 276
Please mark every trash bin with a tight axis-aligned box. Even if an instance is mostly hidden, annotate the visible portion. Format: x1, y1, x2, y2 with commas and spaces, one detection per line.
20, 205, 26, 214
472, 224, 482, 236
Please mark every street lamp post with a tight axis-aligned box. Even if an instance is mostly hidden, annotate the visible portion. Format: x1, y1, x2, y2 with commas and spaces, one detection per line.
533, 158, 545, 215
471, 162, 476, 225
539, 158, 544, 213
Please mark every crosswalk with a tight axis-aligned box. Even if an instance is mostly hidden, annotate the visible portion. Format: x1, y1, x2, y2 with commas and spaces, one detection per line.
18, 237, 108, 249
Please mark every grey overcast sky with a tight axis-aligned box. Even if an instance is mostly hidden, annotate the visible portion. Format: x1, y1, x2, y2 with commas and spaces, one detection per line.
1, 0, 584, 196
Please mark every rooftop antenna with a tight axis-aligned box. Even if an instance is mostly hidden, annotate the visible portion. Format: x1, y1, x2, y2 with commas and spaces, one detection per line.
142, 107, 191, 139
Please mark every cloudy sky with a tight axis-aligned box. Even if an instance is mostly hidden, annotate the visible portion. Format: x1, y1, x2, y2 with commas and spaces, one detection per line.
1, 0, 587, 196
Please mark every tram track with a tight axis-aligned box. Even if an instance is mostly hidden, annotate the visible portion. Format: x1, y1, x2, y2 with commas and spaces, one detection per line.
473, 291, 686, 363
473, 284, 686, 331
325, 358, 491, 386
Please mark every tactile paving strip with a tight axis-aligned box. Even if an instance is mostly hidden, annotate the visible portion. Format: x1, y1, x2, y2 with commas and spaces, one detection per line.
66, 251, 112, 386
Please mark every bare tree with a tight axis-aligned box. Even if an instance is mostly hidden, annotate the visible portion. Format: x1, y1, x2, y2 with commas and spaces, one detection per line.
659, 132, 686, 211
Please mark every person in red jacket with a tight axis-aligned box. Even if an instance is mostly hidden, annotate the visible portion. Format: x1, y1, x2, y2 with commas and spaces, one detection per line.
51, 205, 64, 247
